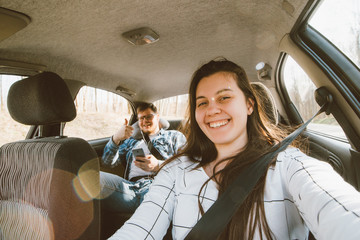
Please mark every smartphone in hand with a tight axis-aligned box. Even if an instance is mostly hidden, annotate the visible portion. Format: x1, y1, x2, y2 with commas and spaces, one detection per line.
132, 148, 146, 162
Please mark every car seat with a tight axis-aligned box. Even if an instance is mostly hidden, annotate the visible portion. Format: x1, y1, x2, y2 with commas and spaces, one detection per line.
0, 72, 100, 239
251, 82, 279, 125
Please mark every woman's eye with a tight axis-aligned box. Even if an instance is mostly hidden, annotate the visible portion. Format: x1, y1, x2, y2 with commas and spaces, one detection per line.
219, 96, 231, 101
197, 101, 207, 108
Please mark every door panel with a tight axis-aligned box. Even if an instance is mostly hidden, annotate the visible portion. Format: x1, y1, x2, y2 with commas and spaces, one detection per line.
89, 137, 126, 177
305, 131, 360, 190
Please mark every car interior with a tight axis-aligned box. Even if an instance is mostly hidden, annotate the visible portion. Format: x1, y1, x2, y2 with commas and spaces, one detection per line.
0, 0, 359, 239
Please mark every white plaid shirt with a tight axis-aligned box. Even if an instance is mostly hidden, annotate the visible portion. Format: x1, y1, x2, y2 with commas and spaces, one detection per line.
109, 148, 360, 240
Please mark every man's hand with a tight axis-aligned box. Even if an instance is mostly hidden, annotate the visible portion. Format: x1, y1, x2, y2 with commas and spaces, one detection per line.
112, 119, 134, 145
134, 155, 160, 172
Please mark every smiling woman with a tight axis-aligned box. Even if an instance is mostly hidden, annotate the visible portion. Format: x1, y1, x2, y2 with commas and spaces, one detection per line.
1, 0, 360, 239
109, 59, 360, 240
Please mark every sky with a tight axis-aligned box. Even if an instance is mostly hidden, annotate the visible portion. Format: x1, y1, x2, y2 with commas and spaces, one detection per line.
309, 0, 360, 66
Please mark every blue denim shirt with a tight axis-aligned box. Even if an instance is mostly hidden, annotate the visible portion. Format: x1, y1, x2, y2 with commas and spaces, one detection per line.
101, 129, 186, 178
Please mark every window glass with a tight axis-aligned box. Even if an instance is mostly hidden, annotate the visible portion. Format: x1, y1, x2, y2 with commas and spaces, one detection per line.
0, 74, 29, 145
283, 56, 347, 140
309, 0, 360, 69
64, 86, 132, 140
154, 94, 189, 120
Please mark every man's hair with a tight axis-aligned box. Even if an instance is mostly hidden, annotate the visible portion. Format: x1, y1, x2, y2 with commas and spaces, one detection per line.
136, 102, 158, 113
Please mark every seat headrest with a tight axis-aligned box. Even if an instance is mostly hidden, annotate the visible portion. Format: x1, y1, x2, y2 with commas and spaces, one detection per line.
7, 72, 76, 125
131, 118, 170, 139
251, 82, 278, 125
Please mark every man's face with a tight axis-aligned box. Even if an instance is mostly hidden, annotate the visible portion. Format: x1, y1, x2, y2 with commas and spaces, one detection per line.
137, 108, 160, 135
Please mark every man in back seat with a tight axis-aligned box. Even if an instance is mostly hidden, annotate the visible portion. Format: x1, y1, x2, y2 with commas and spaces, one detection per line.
100, 102, 186, 213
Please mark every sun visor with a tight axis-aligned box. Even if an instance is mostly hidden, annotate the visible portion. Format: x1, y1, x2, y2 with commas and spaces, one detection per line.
0, 7, 31, 42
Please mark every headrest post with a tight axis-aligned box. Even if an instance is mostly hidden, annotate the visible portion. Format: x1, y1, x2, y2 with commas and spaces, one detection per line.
37, 125, 43, 138
60, 122, 65, 137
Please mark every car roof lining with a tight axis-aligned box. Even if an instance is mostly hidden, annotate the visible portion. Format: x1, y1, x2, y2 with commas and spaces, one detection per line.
0, 0, 309, 102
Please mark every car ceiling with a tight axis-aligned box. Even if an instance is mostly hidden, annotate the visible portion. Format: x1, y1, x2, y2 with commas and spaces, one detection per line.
0, 0, 309, 102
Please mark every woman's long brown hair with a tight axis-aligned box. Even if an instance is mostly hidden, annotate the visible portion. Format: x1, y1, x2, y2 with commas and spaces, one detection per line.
162, 58, 294, 239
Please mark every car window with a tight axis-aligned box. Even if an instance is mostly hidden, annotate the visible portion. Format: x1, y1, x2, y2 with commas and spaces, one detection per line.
64, 86, 132, 140
0, 74, 29, 145
283, 56, 347, 140
309, 0, 360, 69
153, 94, 189, 120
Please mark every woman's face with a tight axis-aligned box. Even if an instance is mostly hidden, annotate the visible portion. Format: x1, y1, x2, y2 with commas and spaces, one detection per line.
195, 72, 253, 151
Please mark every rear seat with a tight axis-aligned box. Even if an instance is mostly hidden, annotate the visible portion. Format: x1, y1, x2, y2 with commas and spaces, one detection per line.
251, 82, 279, 125
167, 119, 184, 131
101, 118, 183, 239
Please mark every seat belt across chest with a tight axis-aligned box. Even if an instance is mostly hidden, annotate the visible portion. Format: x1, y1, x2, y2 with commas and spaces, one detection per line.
185, 87, 333, 240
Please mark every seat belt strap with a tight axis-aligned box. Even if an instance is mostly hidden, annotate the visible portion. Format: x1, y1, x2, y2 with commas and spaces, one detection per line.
141, 131, 165, 160
185, 92, 332, 240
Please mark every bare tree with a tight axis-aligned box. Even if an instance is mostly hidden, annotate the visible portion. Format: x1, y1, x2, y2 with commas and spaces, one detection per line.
174, 95, 179, 116
106, 91, 110, 112
127, 102, 132, 114
82, 87, 87, 112
351, 1, 360, 67
94, 88, 98, 112
113, 93, 117, 112
0, 75, 3, 111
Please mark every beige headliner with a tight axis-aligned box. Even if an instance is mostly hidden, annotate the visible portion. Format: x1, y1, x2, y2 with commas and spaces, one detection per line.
0, 0, 308, 102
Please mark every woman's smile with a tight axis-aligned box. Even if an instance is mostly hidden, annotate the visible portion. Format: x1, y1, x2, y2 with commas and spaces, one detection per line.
207, 119, 230, 128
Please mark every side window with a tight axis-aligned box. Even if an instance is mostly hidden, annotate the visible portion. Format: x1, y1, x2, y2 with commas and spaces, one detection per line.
64, 86, 132, 140
0, 74, 29, 145
309, 0, 360, 69
153, 94, 188, 120
283, 56, 347, 140
284, 0, 360, 141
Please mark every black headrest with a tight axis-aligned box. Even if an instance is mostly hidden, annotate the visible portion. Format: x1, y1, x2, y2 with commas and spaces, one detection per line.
7, 72, 76, 125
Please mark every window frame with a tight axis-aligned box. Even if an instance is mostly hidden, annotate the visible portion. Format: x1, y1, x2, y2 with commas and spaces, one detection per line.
290, 1, 360, 117
276, 0, 360, 150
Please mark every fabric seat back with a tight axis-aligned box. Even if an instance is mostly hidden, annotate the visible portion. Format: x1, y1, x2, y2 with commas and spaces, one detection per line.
0, 72, 100, 240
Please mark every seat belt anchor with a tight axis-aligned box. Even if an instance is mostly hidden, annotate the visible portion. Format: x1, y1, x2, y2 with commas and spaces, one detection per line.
315, 87, 333, 115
